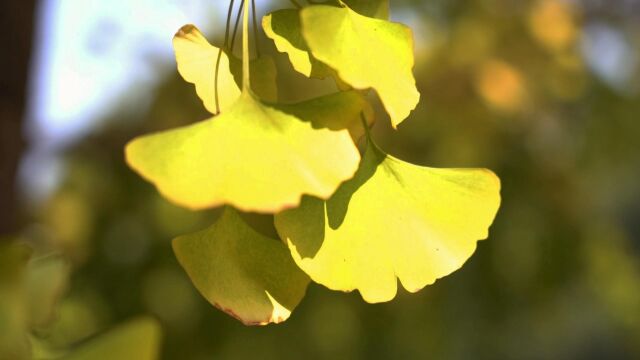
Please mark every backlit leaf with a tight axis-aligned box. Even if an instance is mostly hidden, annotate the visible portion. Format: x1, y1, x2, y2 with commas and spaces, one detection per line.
62, 317, 162, 360
173, 207, 310, 325
126, 91, 365, 213
173, 24, 277, 113
262, 9, 333, 79
173, 24, 239, 114
275, 137, 501, 303
301, 3, 420, 127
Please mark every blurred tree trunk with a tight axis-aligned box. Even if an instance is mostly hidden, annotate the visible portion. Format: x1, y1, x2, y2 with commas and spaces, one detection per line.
0, 0, 37, 237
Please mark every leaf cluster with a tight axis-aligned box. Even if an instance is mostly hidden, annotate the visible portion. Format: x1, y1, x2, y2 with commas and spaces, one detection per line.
125, 0, 501, 325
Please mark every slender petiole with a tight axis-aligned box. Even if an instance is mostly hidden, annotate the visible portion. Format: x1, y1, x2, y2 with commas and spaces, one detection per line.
230, 0, 245, 53
252, 0, 260, 57
214, 0, 237, 115
289, 0, 302, 8
242, 0, 250, 92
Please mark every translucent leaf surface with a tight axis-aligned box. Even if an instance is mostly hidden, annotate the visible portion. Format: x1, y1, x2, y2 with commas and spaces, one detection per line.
173, 24, 277, 113
62, 317, 162, 360
301, 3, 420, 127
275, 139, 501, 303
173, 24, 239, 114
173, 207, 310, 325
262, 9, 333, 79
126, 91, 365, 212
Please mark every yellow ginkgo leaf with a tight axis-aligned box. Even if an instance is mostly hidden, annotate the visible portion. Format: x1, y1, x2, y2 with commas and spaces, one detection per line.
173, 24, 239, 114
262, 0, 388, 80
173, 24, 277, 114
125, 90, 367, 213
275, 137, 501, 303
263, 9, 334, 79
173, 207, 310, 325
301, 3, 420, 127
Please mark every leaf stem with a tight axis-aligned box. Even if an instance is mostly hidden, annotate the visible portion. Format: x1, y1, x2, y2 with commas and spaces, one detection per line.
252, 0, 260, 57
289, 0, 302, 8
214, 0, 236, 115
230, 0, 245, 52
224, 0, 236, 47
242, 0, 250, 92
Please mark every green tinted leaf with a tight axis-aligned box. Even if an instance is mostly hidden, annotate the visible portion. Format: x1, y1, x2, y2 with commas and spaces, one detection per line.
262, 9, 333, 79
228, 55, 278, 102
0, 243, 32, 360
126, 91, 365, 213
26, 255, 70, 330
275, 138, 501, 303
301, 4, 420, 127
63, 317, 162, 360
343, 0, 389, 19
173, 207, 310, 325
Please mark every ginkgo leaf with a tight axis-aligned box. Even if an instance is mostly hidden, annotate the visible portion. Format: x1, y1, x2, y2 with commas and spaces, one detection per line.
301, 3, 420, 127
261, 1, 388, 81
173, 24, 277, 113
173, 24, 239, 114
173, 207, 309, 325
275, 137, 501, 303
262, 9, 334, 79
125, 90, 366, 213
62, 317, 162, 360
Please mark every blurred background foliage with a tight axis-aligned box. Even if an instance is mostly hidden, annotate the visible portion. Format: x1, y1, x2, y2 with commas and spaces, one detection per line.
2, 0, 640, 359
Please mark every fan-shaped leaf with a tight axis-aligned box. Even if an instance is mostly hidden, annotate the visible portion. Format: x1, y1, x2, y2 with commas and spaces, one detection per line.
275, 138, 501, 303
125, 91, 366, 213
173, 24, 276, 114
173, 207, 310, 325
301, 3, 420, 127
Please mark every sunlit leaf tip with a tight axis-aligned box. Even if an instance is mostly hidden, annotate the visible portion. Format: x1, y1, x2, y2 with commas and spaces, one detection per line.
172, 207, 310, 325
275, 138, 501, 303
301, 3, 420, 128
173, 24, 239, 114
